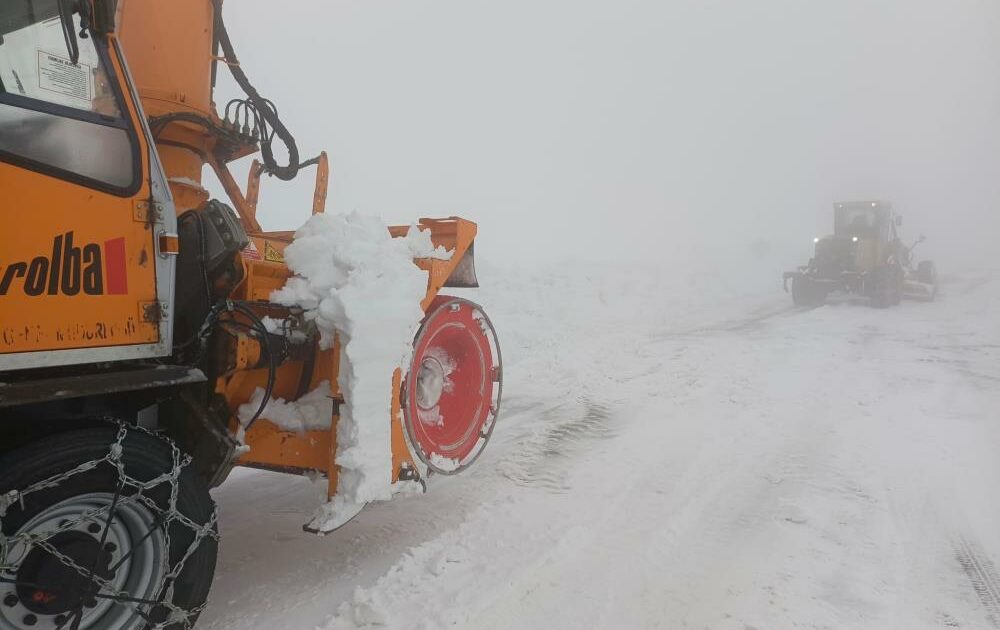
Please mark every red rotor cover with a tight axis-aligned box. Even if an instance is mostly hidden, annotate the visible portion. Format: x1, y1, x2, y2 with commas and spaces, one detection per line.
403, 297, 501, 474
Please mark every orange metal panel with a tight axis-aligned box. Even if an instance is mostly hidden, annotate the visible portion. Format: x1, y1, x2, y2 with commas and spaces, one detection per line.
239, 422, 333, 473
389, 217, 478, 309
0, 37, 158, 356
118, 0, 215, 119
389, 368, 414, 483
231, 341, 341, 470
237, 238, 293, 301
311, 152, 330, 215
207, 154, 262, 232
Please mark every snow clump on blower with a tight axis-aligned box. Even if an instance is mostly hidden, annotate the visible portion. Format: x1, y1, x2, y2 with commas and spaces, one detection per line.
271, 211, 450, 532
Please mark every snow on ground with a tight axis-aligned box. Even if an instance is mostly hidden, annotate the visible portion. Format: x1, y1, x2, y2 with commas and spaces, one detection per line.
200, 262, 1000, 630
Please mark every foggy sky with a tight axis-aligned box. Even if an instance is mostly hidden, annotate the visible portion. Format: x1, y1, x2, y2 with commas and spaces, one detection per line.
207, 0, 1000, 271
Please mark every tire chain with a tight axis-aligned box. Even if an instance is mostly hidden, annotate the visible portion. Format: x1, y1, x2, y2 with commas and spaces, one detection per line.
0, 422, 219, 630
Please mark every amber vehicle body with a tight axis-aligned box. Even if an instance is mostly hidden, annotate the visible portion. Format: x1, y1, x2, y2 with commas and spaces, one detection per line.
0, 0, 490, 504
0, 3, 501, 626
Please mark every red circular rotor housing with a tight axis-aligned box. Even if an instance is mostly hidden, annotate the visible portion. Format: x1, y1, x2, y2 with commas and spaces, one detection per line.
403, 297, 501, 474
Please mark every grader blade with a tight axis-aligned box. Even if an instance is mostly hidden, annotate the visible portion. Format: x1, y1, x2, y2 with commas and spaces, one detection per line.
903, 279, 936, 301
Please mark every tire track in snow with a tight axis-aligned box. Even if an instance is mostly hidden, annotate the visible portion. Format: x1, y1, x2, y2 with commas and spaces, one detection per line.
720, 302, 804, 333
202, 270, 1000, 630
652, 305, 798, 341
955, 537, 1000, 627
942, 272, 991, 299
495, 397, 617, 493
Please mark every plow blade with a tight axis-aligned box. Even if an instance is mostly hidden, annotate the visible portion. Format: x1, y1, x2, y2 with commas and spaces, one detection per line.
903, 279, 936, 301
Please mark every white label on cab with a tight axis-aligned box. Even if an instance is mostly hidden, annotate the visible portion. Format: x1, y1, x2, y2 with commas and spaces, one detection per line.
37, 51, 92, 103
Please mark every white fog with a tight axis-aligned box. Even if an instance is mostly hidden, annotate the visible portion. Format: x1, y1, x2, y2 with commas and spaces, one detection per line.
1, 1, 998, 629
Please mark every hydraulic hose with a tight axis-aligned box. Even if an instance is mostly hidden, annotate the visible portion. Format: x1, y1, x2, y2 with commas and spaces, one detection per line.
211, 0, 302, 181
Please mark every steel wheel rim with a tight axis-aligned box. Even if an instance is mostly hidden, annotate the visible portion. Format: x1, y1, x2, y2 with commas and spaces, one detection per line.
1, 493, 168, 630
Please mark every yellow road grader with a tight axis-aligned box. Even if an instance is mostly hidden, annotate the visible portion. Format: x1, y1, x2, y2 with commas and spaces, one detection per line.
784, 201, 938, 308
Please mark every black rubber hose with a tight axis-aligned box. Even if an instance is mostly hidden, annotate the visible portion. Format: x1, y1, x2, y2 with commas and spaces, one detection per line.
211, 0, 301, 181
149, 112, 221, 140
228, 303, 277, 432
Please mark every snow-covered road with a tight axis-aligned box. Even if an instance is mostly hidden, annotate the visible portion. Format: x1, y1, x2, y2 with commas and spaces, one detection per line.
199, 268, 1000, 630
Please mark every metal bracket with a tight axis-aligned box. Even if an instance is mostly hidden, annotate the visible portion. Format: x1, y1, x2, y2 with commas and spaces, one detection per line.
134, 200, 164, 224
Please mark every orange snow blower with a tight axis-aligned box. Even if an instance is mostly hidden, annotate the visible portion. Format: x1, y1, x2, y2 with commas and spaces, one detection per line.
0, 1, 501, 627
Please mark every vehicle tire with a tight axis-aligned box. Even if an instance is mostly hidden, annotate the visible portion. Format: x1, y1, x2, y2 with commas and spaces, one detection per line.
917, 260, 938, 286
869, 267, 902, 308
791, 276, 826, 307
890, 268, 903, 305
0, 426, 218, 630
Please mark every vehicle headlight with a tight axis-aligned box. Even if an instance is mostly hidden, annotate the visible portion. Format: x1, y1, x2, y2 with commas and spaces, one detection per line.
813, 237, 820, 244
852, 236, 859, 243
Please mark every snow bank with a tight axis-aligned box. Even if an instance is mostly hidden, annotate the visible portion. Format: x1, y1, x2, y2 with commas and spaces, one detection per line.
237, 381, 334, 433
270, 212, 449, 532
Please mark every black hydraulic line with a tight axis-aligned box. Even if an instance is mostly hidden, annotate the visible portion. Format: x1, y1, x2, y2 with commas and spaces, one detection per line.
226, 303, 277, 432
298, 155, 323, 169
148, 111, 224, 140
211, 0, 301, 181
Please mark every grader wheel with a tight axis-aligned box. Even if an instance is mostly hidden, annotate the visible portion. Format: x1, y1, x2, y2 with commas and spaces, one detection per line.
791, 276, 827, 307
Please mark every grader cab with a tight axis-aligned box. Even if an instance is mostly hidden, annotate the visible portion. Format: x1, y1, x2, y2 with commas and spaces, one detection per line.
0, 1, 501, 628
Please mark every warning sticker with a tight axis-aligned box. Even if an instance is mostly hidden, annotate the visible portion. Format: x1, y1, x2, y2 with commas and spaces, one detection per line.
263, 242, 285, 263
242, 240, 262, 261
37, 51, 92, 103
